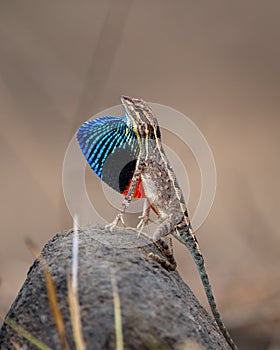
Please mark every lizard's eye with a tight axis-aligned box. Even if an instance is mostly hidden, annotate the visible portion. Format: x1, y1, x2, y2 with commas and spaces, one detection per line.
136, 102, 145, 109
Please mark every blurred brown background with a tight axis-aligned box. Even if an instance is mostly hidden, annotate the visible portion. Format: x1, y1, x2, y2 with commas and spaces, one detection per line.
0, 1, 279, 348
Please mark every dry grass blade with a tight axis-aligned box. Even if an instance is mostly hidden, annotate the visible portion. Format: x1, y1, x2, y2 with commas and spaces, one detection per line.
1, 317, 52, 350
110, 270, 124, 350
25, 238, 69, 350
11, 340, 22, 350
72, 214, 79, 291
67, 214, 86, 350
68, 279, 85, 350
11, 340, 23, 350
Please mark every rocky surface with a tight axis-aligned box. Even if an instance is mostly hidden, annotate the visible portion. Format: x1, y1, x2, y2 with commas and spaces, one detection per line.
0, 224, 230, 349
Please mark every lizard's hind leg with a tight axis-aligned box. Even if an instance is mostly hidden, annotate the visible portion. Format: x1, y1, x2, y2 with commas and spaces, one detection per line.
148, 214, 183, 271
148, 238, 177, 271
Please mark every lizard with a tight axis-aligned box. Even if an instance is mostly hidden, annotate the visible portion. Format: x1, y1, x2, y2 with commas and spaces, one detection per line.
77, 96, 238, 350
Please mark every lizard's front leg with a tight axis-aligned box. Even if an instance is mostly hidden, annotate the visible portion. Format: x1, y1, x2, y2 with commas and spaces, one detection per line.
106, 161, 144, 231
136, 198, 151, 235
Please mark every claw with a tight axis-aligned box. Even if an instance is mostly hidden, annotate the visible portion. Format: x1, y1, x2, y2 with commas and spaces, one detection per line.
119, 213, 126, 227
105, 222, 116, 232
105, 213, 126, 231
136, 214, 150, 237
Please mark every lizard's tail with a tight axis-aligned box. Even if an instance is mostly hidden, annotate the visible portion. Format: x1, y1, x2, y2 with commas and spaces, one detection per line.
175, 228, 238, 350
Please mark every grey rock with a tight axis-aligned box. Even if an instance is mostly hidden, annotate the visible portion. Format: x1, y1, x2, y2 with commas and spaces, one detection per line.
0, 224, 230, 349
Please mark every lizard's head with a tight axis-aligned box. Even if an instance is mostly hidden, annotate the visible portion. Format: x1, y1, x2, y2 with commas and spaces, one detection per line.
121, 95, 161, 140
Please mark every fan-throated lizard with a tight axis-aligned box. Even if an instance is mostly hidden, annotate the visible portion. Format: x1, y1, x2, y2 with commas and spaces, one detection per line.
77, 96, 237, 350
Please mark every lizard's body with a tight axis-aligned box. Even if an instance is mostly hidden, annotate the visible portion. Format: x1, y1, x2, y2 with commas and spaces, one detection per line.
77, 95, 237, 349
107, 96, 237, 350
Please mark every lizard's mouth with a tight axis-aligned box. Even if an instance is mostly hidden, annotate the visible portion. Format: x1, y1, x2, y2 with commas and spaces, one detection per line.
121, 95, 133, 104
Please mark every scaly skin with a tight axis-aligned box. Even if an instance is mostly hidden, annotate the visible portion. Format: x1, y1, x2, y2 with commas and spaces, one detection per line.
106, 95, 237, 350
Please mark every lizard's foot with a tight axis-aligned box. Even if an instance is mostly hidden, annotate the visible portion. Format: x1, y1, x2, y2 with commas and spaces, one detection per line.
105, 213, 126, 232
148, 238, 177, 271
136, 214, 150, 236
148, 252, 177, 271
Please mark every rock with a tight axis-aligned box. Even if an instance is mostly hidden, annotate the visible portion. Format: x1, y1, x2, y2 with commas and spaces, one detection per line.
0, 224, 230, 349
